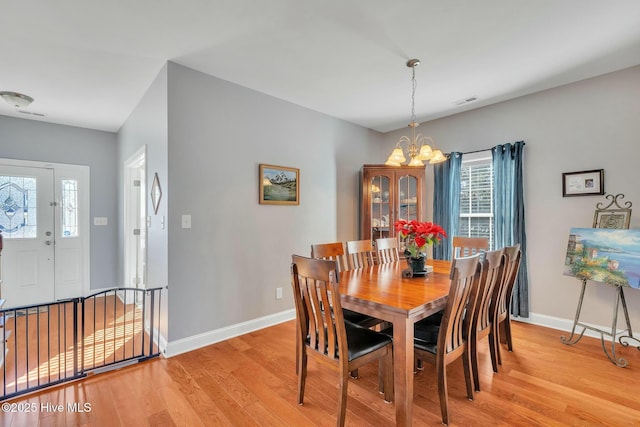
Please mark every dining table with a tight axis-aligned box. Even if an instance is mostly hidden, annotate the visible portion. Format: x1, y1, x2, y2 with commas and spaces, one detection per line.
338, 258, 452, 427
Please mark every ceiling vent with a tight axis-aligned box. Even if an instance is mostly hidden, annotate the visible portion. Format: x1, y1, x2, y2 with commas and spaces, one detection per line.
18, 110, 45, 117
453, 96, 479, 106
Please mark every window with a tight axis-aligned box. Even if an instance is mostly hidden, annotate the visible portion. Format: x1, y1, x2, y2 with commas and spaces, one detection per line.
459, 153, 494, 249
0, 175, 37, 239
61, 179, 78, 237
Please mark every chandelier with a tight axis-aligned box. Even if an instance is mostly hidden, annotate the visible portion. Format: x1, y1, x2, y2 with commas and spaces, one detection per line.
385, 59, 446, 167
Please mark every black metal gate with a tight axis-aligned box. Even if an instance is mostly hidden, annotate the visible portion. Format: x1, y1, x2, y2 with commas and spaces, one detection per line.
0, 287, 163, 401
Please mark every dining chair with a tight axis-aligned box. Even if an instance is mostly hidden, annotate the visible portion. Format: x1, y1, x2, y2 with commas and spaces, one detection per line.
376, 237, 400, 264
452, 236, 489, 258
310, 242, 350, 273
413, 254, 482, 425
290, 255, 393, 427
491, 244, 522, 367
310, 242, 382, 328
469, 248, 505, 391
309, 241, 385, 379
346, 239, 375, 269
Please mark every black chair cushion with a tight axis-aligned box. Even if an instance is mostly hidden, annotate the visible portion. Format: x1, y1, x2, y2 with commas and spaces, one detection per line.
379, 318, 440, 355
415, 310, 443, 327
414, 322, 439, 354
343, 308, 383, 329
345, 322, 392, 362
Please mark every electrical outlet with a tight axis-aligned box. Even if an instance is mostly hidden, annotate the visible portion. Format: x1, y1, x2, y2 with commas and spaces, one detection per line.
276, 287, 283, 300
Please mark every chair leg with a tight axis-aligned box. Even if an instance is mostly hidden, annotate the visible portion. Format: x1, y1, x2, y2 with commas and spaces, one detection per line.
496, 321, 504, 365
498, 320, 507, 344
488, 328, 499, 373
337, 370, 349, 427
470, 334, 480, 392
298, 352, 307, 405
504, 315, 514, 352
463, 349, 474, 400
350, 369, 359, 379
382, 351, 394, 403
437, 360, 449, 426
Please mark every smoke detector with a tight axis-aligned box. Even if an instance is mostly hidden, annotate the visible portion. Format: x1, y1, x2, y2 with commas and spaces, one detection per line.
0, 91, 34, 108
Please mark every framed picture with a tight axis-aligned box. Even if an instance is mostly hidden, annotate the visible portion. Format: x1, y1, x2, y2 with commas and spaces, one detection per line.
259, 164, 299, 205
562, 169, 604, 197
593, 193, 632, 229
151, 173, 162, 214
564, 227, 640, 288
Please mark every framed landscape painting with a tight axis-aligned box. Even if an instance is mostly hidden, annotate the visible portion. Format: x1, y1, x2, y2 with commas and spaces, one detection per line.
564, 227, 640, 288
259, 164, 299, 205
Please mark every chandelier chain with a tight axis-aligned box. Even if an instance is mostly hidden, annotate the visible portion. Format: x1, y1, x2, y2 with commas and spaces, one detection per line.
410, 65, 417, 123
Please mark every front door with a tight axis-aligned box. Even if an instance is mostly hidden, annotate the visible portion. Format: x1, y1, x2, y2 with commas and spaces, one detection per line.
0, 165, 55, 307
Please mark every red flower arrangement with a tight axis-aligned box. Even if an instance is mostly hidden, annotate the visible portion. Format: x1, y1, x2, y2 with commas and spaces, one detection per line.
394, 219, 447, 259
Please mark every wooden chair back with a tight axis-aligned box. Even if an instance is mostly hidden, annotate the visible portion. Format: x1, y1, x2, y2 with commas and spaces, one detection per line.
291, 255, 346, 362
440, 254, 482, 358
469, 248, 505, 390
452, 236, 489, 258
491, 244, 522, 361
346, 239, 374, 269
413, 253, 481, 425
376, 237, 400, 264
291, 255, 393, 425
310, 242, 350, 272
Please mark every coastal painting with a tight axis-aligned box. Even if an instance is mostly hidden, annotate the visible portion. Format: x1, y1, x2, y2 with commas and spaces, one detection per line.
259, 164, 299, 205
564, 227, 640, 288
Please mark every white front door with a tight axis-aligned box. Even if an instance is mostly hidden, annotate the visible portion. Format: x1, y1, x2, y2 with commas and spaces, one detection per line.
0, 165, 55, 307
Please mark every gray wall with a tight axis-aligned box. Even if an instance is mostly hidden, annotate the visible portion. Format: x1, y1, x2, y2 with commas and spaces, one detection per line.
165, 62, 381, 342
117, 65, 169, 342
0, 115, 119, 289
382, 65, 640, 330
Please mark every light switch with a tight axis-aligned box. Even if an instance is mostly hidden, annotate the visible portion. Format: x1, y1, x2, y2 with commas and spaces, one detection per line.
94, 217, 108, 226
181, 214, 192, 229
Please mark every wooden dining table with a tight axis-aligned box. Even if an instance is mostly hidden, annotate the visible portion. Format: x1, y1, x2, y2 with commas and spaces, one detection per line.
338, 259, 452, 427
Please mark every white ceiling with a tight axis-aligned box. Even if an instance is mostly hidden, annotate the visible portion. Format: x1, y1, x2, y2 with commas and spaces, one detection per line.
1, 0, 640, 133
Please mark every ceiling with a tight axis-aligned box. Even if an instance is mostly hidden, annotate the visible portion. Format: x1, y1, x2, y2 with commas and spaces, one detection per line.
1, 1, 640, 134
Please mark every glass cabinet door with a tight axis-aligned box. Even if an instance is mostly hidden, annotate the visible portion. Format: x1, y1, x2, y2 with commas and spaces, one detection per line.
397, 174, 418, 253
370, 175, 391, 242
398, 174, 418, 222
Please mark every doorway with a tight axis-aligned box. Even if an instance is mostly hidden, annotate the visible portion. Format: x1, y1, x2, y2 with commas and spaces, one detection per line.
0, 160, 89, 308
124, 147, 147, 296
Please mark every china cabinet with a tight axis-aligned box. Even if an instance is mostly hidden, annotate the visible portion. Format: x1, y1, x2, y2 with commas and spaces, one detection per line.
360, 165, 425, 248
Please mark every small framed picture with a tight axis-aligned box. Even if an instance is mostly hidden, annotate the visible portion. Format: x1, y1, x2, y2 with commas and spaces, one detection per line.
562, 169, 604, 197
259, 164, 299, 205
151, 172, 162, 214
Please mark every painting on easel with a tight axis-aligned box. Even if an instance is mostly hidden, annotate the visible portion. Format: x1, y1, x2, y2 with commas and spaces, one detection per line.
564, 227, 640, 289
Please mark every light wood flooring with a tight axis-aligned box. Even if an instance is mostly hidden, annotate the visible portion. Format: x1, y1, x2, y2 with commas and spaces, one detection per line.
2, 320, 640, 426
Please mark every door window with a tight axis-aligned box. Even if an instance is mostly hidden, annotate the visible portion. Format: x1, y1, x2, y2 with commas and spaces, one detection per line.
0, 175, 37, 238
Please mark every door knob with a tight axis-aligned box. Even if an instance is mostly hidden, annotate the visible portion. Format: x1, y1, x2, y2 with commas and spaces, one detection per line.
45, 240, 52, 245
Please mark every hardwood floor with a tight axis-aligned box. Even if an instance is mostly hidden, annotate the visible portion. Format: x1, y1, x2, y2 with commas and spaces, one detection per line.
2, 320, 640, 426
1, 294, 158, 400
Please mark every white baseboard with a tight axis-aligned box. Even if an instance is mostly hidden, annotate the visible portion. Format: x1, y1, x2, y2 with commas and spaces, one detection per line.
162, 309, 627, 359
163, 309, 296, 358
515, 312, 628, 342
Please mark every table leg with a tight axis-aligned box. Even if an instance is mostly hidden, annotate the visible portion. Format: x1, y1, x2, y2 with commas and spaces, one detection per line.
392, 316, 414, 427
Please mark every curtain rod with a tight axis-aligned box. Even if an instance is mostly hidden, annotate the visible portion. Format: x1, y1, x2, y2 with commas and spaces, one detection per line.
462, 148, 491, 155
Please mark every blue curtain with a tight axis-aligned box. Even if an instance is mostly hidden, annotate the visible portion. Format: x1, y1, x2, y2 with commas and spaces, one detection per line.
492, 141, 529, 317
433, 152, 462, 260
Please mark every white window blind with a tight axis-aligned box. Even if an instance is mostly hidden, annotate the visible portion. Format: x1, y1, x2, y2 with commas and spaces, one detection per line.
459, 154, 494, 249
